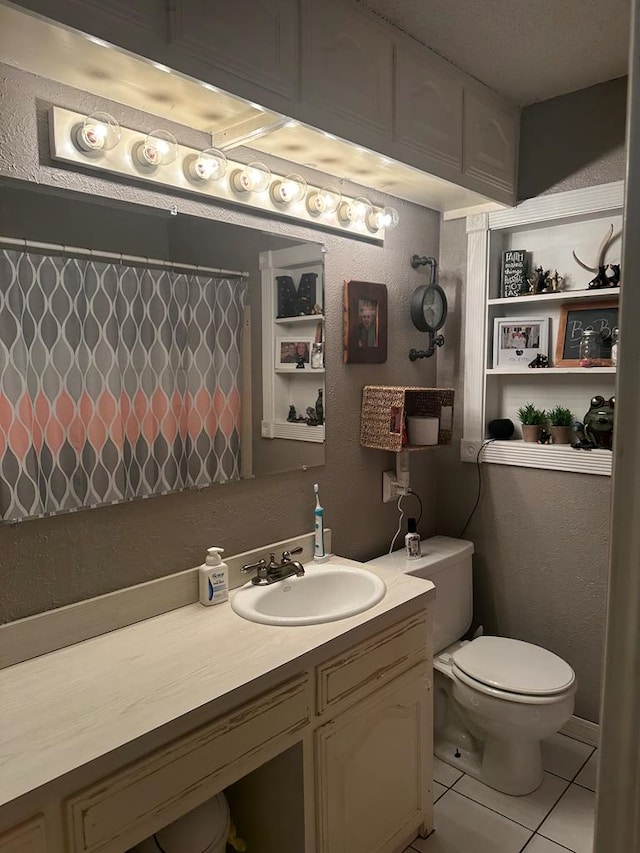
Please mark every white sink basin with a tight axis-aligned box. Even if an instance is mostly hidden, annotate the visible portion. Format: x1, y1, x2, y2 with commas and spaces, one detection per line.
231, 563, 386, 626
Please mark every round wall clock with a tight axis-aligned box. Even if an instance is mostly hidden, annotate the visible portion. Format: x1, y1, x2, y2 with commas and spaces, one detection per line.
410, 283, 448, 333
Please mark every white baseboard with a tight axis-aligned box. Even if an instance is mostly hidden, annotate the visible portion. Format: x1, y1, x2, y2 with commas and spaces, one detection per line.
560, 715, 600, 747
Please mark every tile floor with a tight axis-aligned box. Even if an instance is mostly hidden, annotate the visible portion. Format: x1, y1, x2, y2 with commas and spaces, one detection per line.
404, 733, 598, 853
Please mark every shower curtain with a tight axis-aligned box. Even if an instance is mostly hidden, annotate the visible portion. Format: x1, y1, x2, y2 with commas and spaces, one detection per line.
0, 250, 247, 522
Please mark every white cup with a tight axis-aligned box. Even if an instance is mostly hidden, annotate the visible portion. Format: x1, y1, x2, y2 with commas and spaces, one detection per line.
406, 416, 439, 446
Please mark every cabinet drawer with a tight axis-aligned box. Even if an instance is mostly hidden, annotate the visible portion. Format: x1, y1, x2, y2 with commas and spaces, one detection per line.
316, 613, 429, 715
66, 674, 310, 853
0, 815, 46, 853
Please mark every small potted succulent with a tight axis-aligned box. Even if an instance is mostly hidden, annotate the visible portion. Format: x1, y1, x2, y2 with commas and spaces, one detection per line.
517, 402, 546, 443
548, 405, 574, 444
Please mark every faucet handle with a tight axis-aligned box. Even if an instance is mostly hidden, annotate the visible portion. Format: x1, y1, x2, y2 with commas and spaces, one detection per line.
281, 546, 303, 561
241, 558, 267, 575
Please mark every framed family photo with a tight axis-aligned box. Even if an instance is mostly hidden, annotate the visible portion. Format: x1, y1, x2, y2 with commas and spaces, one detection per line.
493, 317, 549, 368
275, 337, 313, 370
343, 280, 388, 364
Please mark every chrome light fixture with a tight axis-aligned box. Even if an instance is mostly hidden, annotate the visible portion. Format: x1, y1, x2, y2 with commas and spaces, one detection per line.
186, 147, 228, 182
271, 173, 307, 205
74, 111, 121, 152
231, 161, 272, 193
307, 185, 342, 216
135, 130, 179, 167
368, 206, 400, 232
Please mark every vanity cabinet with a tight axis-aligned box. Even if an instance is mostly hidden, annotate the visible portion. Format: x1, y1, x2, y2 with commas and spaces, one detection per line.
0, 602, 432, 853
316, 665, 431, 853
0, 816, 47, 853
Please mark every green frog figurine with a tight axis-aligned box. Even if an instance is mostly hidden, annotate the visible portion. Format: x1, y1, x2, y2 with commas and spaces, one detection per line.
583, 395, 615, 450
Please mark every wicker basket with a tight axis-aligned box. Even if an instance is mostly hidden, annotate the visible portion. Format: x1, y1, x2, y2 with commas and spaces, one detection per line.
360, 385, 454, 452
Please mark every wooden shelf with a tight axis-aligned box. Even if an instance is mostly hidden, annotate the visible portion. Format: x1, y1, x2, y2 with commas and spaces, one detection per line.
274, 315, 324, 324
274, 368, 325, 375
486, 367, 616, 375
461, 438, 612, 476
487, 287, 620, 307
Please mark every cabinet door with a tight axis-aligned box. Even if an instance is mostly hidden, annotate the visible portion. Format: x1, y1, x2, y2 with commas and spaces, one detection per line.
168, 0, 299, 101
394, 43, 463, 174
463, 89, 519, 199
316, 665, 432, 853
10, 0, 165, 58
0, 816, 46, 853
300, 0, 393, 143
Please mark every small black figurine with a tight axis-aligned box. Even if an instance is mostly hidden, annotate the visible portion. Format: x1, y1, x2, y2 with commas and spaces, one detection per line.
528, 353, 550, 369
305, 406, 319, 426
287, 405, 298, 422
295, 355, 305, 369
587, 265, 609, 289
537, 428, 552, 445
527, 266, 551, 294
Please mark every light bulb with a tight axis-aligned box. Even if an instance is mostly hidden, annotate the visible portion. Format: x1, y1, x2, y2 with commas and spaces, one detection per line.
187, 148, 228, 182
307, 185, 342, 215
368, 206, 400, 232
338, 196, 372, 225
75, 111, 121, 152
231, 162, 272, 193
135, 130, 178, 167
271, 174, 307, 205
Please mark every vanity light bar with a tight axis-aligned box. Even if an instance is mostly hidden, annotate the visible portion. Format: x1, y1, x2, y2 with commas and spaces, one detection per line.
49, 107, 398, 241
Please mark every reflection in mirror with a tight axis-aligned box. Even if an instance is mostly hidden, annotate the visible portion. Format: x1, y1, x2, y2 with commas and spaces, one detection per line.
0, 182, 324, 523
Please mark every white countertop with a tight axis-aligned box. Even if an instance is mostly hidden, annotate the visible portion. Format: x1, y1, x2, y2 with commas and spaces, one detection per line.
0, 556, 434, 808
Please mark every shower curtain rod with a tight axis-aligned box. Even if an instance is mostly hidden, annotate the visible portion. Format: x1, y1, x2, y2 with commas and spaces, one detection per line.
0, 236, 250, 279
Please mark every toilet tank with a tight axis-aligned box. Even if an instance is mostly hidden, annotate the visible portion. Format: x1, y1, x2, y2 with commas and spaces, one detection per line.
365, 536, 474, 653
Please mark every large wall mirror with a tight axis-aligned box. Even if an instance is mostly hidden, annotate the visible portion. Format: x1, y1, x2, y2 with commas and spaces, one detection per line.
0, 181, 325, 524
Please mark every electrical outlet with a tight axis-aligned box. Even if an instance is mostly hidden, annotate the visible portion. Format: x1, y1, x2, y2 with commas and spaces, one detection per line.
383, 470, 399, 503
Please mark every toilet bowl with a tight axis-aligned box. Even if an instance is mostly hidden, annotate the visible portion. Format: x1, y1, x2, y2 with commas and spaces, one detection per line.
366, 536, 577, 797
435, 636, 576, 795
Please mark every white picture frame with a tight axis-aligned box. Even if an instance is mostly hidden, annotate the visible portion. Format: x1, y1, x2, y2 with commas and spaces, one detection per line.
493, 317, 550, 368
275, 337, 314, 371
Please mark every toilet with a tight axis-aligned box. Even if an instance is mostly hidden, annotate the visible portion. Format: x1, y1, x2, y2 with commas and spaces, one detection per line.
366, 536, 576, 796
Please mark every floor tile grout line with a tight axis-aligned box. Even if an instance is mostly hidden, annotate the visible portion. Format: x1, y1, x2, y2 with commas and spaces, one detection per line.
538, 828, 581, 852
520, 831, 578, 853
449, 787, 547, 833
568, 747, 596, 783
449, 773, 572, 834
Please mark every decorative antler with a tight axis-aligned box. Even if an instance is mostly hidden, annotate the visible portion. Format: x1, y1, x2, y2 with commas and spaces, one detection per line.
572, 224, 620, 273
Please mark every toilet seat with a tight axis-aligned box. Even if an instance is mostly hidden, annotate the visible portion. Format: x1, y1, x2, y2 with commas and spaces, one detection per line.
451, 636, 576, 703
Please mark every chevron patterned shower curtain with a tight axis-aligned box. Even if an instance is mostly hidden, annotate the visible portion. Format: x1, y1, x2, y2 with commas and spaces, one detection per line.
0, 250, 247, 522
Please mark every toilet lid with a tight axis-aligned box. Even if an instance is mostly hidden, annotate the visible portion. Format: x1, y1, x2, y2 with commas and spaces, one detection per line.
452, 636, 575, 696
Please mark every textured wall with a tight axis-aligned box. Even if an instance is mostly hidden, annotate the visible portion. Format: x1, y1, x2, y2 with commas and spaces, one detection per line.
518, 76, 627, 200
0, 65, 441, 622
438, 170, 620, 722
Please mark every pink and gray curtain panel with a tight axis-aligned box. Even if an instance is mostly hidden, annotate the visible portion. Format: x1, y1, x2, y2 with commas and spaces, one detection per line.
0, 250, 247, 523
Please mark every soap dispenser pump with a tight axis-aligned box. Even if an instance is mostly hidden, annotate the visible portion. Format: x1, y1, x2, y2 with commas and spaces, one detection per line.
199, 547, 229, 606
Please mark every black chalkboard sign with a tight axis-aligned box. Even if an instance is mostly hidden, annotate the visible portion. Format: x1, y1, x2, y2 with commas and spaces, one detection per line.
500, 250, 528, 298
556, 300, 618, 365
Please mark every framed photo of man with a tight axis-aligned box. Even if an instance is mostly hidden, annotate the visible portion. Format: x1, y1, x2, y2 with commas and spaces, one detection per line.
343, 280, 388, 363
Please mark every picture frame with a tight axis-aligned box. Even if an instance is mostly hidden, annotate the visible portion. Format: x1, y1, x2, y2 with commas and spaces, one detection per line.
343, 280, 388, 364
493, 317, 550, 368
275, 337, 314, 370
556, 299, 618, 367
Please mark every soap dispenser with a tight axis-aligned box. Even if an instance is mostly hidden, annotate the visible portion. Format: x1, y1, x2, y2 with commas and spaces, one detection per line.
199, 547, 229, 606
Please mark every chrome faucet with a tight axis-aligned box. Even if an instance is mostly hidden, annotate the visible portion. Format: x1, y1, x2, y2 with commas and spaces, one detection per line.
241, 547, 305, 585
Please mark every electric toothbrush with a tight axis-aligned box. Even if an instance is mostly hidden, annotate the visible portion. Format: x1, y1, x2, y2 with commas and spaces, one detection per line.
313, 483, 326, 560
